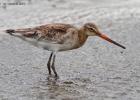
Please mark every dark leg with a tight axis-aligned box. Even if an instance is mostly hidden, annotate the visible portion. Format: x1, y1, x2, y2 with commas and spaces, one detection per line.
47, 52, 53, 75
51, 54, 58, 78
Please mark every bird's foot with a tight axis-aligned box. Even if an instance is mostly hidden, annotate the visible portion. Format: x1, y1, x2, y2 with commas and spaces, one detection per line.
47, 74, 53, 80
47, 74, 59, 81
54, 74, 59, 80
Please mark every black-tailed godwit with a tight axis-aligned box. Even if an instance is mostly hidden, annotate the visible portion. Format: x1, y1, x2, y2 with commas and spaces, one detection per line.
5, 23, 126, 78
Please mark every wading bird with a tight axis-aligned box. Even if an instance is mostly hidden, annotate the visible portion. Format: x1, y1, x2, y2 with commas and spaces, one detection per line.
5, 23, 126, 78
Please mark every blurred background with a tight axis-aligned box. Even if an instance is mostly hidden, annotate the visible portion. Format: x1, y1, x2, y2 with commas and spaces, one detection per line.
0, 0, 140, 100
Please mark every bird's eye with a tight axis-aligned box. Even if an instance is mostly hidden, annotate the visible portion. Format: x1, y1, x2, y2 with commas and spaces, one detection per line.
89, 28, 95, 32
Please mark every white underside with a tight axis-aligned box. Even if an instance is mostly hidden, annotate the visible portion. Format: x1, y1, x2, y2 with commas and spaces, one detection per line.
14, 34, 77, 52
28, 38, 77, 51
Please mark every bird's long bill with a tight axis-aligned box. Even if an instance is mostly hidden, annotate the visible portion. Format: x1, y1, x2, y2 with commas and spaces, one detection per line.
98, 33, 126, 49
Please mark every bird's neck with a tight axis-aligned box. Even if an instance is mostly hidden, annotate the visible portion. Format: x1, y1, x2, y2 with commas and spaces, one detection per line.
78, 27, 88, 46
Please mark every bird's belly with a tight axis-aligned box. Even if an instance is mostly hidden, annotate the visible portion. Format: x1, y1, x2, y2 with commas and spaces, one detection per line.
22, 38, 59, 51
37, 41, 60, 51
36, 41, 77, 51
38, 40, 78, 52
22, 37, 79, 52
57, 44, 73, 51
58, 40, 79, 51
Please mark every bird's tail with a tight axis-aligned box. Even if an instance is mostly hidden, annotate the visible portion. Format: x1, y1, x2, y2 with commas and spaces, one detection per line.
5, 28, 33, 33
5, 29, 15, 35
5, 28, 36, 37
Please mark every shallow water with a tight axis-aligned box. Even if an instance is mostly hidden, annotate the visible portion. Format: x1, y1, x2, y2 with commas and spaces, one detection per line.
0, 0, 140, 100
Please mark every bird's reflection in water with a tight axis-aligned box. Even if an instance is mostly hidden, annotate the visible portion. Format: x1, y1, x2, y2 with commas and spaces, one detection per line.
45, 76, 60, 99
32, 76, 76, 100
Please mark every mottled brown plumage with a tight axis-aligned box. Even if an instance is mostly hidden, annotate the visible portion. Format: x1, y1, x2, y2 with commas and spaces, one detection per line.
5, 22, 125, 78
16, 23, 75, 42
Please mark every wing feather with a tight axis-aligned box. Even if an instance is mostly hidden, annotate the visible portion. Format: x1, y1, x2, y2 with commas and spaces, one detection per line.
6, 23, 76, 44
34, 23, 75, 44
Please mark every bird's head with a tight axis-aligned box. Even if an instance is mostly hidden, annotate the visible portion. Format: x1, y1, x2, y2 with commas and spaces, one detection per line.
83, 22, 126, 49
